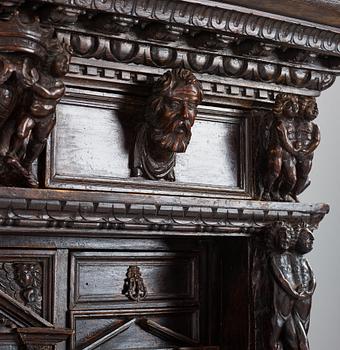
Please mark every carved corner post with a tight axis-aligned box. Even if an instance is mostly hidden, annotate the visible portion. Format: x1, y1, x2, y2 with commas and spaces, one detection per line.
255, 93, 320, 203
252, 221, 316, 350
0, 5, 71, 188
132, 68, 203, 181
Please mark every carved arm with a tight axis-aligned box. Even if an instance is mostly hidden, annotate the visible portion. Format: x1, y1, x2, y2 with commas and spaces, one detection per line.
276, 120, 298, 155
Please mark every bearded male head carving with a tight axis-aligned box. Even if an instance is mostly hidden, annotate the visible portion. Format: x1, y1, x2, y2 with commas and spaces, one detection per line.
146, 68, 203, 153
132, 69, 203, 181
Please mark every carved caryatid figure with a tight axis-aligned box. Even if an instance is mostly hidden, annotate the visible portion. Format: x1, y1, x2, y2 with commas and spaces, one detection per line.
261, 93, 300, 202
292, 225, 316, 349
292, 97, 320, 201
132, 68, 203, 181
0, 10, 71, 187
269, 222, 316, 350
5, 41, 71, 187
269, 221, 300, 350
258, 93, 320, 202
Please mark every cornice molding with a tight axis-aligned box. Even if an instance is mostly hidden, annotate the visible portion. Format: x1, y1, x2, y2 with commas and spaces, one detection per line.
0, 188, 329, 236
33, 0, 340, 58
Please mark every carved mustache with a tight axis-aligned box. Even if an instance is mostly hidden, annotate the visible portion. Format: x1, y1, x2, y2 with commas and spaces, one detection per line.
152, 118, 192, 153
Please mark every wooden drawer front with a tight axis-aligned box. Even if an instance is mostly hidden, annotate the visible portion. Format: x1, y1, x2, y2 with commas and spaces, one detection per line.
70, 252, 199, 310
71, 309, 200, 350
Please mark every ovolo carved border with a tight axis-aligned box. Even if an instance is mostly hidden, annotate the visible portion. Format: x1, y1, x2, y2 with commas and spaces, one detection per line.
57, 30, 336, 91
38, 0, 340, 57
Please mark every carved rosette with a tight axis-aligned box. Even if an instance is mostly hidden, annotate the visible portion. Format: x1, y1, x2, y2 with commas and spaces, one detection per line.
255, 93, 320, 202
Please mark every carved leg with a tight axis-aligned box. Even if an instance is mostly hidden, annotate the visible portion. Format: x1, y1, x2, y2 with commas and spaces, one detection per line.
279, 157, 297, 202
5, 115, 35, 177
21, 116, 56, 188
293, 158, 313, 200
263, 147, 283, 200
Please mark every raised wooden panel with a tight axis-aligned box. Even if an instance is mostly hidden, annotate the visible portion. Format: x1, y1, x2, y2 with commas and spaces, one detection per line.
70, 252, 199, 310
46, 101, 250, 199
71, 309, 200, 349
0, 250, 56, 322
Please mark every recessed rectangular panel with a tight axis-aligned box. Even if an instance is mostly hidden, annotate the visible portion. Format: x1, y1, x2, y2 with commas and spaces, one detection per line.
50, 104, 132, 179
176, 119, 240, 187
46, 102, 248, 197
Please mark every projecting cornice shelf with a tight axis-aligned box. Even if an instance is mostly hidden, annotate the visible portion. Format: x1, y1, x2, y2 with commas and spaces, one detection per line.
0, 188, 329, 236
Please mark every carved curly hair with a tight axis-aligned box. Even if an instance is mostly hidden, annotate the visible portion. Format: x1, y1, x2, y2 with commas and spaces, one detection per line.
146, 68, 203, 123
273, 93, 299, 115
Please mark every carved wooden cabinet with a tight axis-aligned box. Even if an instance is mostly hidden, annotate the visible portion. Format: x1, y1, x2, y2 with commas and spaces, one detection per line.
0, 1, 337, 349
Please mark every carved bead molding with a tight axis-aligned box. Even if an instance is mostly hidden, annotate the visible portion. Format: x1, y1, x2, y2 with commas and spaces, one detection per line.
0, 9, 71, 188
255, 93, 320, 202
31, 0, 340, 61
122, 266, 147, 302
133, 69, 203, 181
252, 221, 316, 350
0, 262, 43, 315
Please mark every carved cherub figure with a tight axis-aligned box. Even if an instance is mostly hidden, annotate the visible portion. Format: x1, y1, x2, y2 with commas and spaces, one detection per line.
262, 93, 300, 202
269, 222, 301, 350
291, 97, 320, 201
269, 222, 316, 350
132, 68, 203, 181
5, 39, 71, 187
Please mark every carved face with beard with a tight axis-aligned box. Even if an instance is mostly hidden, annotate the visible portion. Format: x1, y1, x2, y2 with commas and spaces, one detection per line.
147, 69, 203, 153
